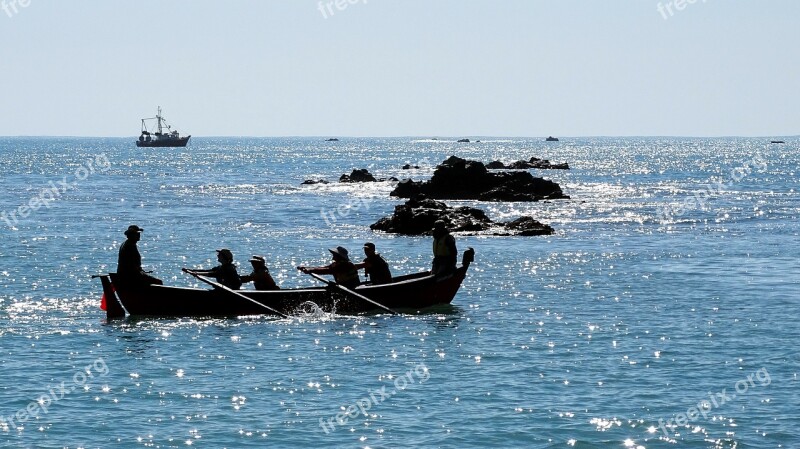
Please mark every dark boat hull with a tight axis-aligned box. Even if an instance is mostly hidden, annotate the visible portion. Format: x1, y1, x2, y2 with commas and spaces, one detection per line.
136, 136, 191, 147
99, 267, 468, 319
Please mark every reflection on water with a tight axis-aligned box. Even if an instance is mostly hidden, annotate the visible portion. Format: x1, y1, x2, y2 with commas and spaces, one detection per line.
0, 137, 798, 447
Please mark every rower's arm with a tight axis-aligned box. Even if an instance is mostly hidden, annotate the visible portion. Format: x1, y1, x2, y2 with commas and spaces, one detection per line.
303, 265, 333, 275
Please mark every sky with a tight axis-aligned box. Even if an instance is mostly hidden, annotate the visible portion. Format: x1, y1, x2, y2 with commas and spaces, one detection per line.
0, 0, 798, 137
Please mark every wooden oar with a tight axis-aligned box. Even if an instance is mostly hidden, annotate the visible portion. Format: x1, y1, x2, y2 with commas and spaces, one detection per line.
302, 271, 399, 315
186, 271, 288, 318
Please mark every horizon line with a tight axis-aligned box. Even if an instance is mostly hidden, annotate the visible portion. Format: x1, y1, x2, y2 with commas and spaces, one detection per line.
0, 134, 797, 139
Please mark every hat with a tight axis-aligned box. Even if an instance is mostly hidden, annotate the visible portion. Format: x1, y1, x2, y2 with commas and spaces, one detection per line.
216, 248, 233, 261
434, 220, 447, 229
328, 246, 350, 261
124, 225, 144, 236
249, 255, 266, 264
363, 242, 376, 250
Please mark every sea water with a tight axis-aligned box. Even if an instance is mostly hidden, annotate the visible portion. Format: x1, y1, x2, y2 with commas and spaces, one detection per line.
0, 137, 797, 448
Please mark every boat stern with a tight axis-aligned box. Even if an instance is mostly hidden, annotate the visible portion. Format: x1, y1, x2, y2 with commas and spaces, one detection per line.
97, 274, 126, 320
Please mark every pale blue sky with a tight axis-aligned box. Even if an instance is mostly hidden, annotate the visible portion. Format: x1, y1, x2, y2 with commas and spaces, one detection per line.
1, 1, 798, 137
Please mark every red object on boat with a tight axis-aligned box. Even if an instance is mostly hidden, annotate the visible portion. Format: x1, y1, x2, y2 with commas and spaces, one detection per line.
100, 283, 116, 311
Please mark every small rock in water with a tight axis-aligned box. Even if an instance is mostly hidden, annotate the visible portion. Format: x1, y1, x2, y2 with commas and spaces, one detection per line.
340, 168, 377, 183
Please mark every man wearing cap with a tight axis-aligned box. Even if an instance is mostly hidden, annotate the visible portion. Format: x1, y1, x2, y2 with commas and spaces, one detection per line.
297, 246, 360, 289
431, 220, 458, 276
241, 256, 280, 291
354, 242, 392, 285
183, 249, 242, 290
117, 225, 163, 287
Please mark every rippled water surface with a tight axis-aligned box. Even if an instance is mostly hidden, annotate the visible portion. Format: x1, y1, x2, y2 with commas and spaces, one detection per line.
0, 137, 798, 448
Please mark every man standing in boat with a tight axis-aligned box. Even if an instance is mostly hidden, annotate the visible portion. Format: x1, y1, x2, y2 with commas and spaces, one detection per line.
431, 220, 458, 276
183, 248, 242, 290
354, 242, 392, 285
241, 255, 280, 290
117, 225, 163, 287
298, 246, 360, 289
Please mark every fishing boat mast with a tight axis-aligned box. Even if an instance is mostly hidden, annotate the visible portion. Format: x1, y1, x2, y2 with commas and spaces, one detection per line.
156, 106, 164, 134
140, 106, 169, 135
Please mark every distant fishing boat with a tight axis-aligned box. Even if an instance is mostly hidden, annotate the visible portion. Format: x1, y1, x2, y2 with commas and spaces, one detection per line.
136, 107, 191, 147
545, 136, 559, 142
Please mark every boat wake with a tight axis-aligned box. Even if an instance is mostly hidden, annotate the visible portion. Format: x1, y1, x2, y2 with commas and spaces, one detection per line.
293, 301, 336, 321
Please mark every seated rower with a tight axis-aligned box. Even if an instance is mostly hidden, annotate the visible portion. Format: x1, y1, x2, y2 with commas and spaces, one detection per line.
241, 255, 280, 290
354, 242, 392, 285
297, 246, 360, 289
182, 248, 242, 290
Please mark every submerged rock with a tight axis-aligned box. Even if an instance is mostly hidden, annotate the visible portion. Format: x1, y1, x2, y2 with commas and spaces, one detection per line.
301, 179, 329, 185
390, 156, 568, 201
487, 157, 569, 170
370, 195, 554, 236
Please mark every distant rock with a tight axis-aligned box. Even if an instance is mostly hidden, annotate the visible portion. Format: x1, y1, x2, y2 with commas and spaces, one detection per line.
326, 138, 340, 142
771, 140, 785, 144
390, 156, 569, 201
457, 138, 470, 143
301, 179, 329, 185
340, 169, 377, 183
402, 164, 420, 170
545, 136, 559, 142
370, 195, 554, 236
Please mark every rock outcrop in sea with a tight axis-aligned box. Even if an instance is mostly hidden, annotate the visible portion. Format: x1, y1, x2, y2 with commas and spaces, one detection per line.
390, 156, 569, 201
370, 195, 555, 236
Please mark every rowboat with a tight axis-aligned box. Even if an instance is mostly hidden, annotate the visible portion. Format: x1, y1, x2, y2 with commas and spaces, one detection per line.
98, 249, 474, 320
